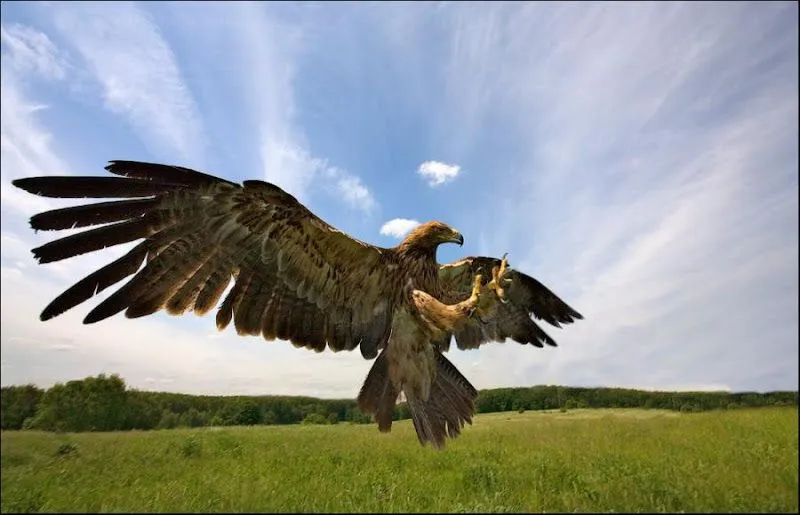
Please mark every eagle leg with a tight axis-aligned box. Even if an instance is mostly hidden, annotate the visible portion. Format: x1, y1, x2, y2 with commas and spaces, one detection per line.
411, 275, 487, 337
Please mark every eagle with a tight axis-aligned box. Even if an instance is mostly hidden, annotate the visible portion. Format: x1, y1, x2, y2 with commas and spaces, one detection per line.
12, 161, 583, 448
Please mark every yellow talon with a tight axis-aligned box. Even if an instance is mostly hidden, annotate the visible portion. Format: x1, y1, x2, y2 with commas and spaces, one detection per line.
489, 254, 511, 303
499, 253, 509, 277
471, 274, 483, 299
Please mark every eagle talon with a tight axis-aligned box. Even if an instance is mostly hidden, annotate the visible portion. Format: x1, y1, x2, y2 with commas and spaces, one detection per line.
463, 273, 483, 318
471, 274, 483, 299
486, 254, 512, 304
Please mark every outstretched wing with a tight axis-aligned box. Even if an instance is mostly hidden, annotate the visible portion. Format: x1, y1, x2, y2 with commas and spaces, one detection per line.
436, 256, 583, 350
13, 160, 396, 359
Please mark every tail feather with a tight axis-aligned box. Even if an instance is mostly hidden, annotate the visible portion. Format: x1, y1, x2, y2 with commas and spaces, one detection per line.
406, 350, 478, 449
357, 350, 399, 432
358, 347, 479, 449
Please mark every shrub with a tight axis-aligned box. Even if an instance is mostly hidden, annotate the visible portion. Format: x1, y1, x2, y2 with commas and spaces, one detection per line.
179, 436, 201, 458
54, 442, 78, 458
302, 413, 328, 425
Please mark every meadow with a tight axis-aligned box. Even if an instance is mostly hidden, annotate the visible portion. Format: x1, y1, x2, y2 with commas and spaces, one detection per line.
1, 407, 797, 513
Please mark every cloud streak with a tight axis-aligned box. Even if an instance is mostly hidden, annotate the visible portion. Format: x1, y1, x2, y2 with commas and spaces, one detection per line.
212, 3, 378, 211
49, 2, 206, 164
0, 23, 70, 81
1, 26, 72, 217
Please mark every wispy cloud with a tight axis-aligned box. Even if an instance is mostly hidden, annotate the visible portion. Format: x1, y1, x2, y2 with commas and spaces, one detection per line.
326, 168, 377, 213
0, 27, 71, 216
253, 141, 377, 213
217, 3, 378, 212
380, 218, 421, 239
0, 23, 70, 81
49, 2, 206, 164
418, 160, 461, 187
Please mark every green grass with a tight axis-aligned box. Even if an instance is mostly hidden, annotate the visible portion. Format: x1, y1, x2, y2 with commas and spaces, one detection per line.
1, 408, 797, 513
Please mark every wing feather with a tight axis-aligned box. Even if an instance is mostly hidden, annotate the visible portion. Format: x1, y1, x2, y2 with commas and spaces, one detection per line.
437, 256, 583, 350
13, 161, 397, 357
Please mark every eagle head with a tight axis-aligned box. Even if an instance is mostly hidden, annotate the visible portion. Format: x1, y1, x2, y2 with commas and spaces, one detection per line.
402, 221, 464, 249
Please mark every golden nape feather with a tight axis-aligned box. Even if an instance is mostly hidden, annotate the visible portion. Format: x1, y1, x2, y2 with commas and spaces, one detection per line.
13, 160, 583, 450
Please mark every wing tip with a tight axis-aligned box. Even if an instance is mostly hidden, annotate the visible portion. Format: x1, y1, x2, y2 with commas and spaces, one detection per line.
11, 177, 44, 196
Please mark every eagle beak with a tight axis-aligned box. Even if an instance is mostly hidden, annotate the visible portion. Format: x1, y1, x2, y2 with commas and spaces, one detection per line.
450, 232, 464, 246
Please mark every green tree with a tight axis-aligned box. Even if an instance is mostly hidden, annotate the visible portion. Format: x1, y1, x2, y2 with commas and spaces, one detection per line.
156, 409, 179, 429
1, 384, 44, 430
235, 402, 262, 426
30, 374, 128, 432
178, 408, 207, 428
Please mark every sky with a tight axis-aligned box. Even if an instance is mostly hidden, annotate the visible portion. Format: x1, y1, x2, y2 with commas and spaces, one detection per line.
1, 1, 797, 398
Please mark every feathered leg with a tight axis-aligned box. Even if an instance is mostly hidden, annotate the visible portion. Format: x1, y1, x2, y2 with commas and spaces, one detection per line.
411, 259, 513, 340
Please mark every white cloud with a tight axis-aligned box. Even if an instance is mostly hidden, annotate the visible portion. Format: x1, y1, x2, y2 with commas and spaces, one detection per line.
49, 3, 206, 164
0, 23, 70, 81
257, 141, 377, 212
259, 139, 324, 205
335, 174, 376, 212
324, 167, 378, 213
0, 72, 70, 217
417, 160, 461, 186
380, 218, 421, 239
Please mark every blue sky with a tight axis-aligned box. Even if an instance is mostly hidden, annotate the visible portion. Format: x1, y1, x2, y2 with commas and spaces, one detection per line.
1, 1, 797, 398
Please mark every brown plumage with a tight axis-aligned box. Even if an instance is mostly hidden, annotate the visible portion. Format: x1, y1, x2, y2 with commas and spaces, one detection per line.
12, 160, 583, 449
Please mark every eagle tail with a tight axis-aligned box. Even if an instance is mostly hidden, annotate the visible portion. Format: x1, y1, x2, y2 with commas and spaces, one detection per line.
356, 349, 399, 432
407, 350, 479, 450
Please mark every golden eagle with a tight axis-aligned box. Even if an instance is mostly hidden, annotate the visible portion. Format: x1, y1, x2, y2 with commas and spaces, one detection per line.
13, 161, 583, 448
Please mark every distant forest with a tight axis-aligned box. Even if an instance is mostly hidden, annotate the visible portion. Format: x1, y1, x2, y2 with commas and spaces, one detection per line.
1, 374, 797, 432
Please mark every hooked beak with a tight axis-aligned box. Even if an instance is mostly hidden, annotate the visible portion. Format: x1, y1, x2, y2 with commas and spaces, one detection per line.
449, 232, 464, 246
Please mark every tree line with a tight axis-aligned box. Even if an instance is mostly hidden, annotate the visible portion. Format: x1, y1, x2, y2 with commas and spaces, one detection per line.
1, 374, 796, 432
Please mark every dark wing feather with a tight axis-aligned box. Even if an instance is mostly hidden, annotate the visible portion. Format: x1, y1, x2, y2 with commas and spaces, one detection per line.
436, 256, 583, 351
13, 160, 397, 359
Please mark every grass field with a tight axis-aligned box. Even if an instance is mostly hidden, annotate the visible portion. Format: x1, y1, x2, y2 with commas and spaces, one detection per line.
1, 407, 797, 513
